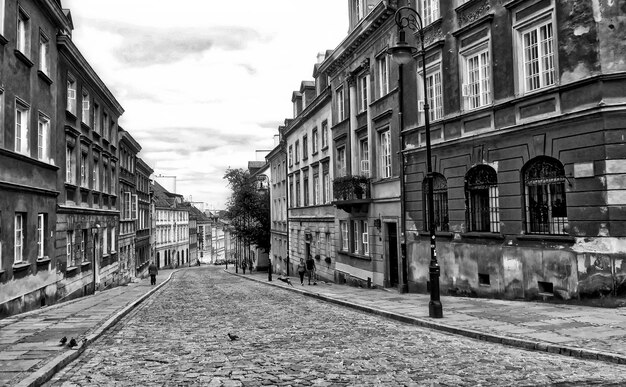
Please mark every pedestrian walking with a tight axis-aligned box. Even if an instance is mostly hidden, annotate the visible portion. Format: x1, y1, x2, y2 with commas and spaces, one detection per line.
297, 259, 306, 285
148, 262, 158, 285
242, 261, 247, 274
305, 255, 316, 285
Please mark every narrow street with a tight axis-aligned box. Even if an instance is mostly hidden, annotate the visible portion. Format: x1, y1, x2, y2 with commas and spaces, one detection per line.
45, 267, 626, 386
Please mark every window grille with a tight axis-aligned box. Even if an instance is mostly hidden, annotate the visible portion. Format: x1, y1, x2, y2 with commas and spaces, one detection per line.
423, 173, 449, 232
523, 157, 568, 234
465, 165, 499, 232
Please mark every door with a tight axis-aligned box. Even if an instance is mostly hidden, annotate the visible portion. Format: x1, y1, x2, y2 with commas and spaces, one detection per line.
387, 223, 399, 287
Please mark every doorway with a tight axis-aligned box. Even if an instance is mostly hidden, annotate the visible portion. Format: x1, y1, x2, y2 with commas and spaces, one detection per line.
386, 223, 399, 287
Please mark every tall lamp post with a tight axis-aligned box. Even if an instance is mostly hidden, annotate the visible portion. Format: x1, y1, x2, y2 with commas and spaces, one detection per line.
388, 5, 442, 318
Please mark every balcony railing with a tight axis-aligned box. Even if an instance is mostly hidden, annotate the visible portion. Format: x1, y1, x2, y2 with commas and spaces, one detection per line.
332, 175, 371, 213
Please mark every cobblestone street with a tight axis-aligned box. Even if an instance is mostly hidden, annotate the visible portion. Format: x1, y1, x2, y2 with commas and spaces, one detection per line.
45, 267, 626, 386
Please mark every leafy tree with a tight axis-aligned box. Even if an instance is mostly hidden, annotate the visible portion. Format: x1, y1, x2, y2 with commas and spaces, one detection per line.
223, 168, 271, 253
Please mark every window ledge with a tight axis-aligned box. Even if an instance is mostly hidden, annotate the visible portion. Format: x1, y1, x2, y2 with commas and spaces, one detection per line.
65, 110, 78, 121
66, 266, 79, 275
13, 261, 31, 271
517, 234, 575, 243
65, 182, 78, 189
37, 70, 53, 85
461, 232, 505, 240
14, 50, 34, 68
81, 261, 91, 268
36, 256, 51, 265
338, 251, 371, 261
417, 231, 454, 239
80, 121, 92, 131
0, 34, 8, 45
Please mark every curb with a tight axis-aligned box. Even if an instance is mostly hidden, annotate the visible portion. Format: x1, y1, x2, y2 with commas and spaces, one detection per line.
16, 270, 179, 387
229, 270, 626, 365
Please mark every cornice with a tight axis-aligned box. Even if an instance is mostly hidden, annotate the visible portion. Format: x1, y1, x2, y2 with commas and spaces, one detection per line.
284, 88, 332, 137
57, 35, 124, 116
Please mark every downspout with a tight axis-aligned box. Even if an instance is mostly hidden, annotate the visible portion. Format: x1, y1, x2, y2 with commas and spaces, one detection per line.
284, 146, 291, 277
398, 63, 409, 294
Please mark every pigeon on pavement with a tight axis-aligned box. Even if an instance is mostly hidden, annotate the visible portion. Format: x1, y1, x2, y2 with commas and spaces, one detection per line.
59, 336, 67, 345
68, 338, 77, 348
227, 333, 239, 341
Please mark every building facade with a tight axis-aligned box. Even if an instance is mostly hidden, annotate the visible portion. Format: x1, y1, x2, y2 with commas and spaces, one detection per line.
55, 15, 124, 297
118, 128, 140, 283
399, 0, 626, 299
0, 0, 71, 316
135, 158, 153, 277
153, 181, 189, 269
267, 132, 289, 275
285, 59, 337, 282
319, 0, 404, 289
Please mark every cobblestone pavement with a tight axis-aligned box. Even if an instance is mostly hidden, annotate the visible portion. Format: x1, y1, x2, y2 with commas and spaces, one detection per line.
45, 267, 626, 387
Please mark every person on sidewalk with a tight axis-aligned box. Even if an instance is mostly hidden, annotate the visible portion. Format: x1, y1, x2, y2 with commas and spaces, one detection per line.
305, 255, 316, 285
242, 261, 247, 274
148, 262, 158, 285
297, 259, 306, 285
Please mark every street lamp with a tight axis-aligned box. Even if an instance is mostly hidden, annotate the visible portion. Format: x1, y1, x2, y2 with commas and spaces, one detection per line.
388, 5, 443, 318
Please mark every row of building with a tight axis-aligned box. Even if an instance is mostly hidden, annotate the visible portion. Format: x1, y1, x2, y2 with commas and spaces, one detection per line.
0, 0, 229, 318
259, 0, 625, 301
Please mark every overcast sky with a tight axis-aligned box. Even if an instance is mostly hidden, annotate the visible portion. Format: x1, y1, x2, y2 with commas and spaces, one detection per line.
63, 0, 348, 209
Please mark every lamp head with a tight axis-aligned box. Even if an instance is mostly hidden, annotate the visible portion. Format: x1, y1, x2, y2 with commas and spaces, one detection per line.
387, 30, 417, 65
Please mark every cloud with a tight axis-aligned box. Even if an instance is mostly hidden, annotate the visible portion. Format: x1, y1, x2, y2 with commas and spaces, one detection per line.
83, 19, 265, 66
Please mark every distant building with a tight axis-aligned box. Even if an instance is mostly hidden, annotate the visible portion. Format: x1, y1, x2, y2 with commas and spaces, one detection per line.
118, 128, 141, 283
153, 180, 189, 268
135, 158, 153, 277
284, 57, 337, 282
267, 131, 289, 275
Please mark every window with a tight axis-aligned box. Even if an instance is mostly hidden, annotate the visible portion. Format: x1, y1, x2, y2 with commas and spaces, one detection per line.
0, 0, 4, 35
15, 213, 25, 263
81, 229, 87, 261
421, 0, 439, 25
132, 194, 138, 219
103, 112, 109, 140
15, 101, 29, 156
295, 140, 300, 163
67, 78, 77, 114
377, 55, 389, 97
354, 0, 366, 20
362, 220, 369, 255
465, 165, 500, 232
37, 213, 45, 258
322, 164, 331, 204
80, 152, 88, 187
357, 74, 368, 112
336, 146, 346, 177
353, 220, 360, 252
423, 173, 449, 232
313, 167, 320, 205
289, 177, 294, 208
462, 49, 491, 110
303, 171, 309, 206
302, 135, 308, 160
93, 157, 100, 190
66, 230, 74, 266
521, 21, 555, 92
321, 120, 329, 149
359, 138, 369, 176
66, 143, 75, 183
380, 130, 392, 178
418, 53, 444, 122
111, 226, 116, 252
39, 33, 49, 75
523, 157, 568, 234
17, 8, 29, 55
312, 128, 318, 154
289, 145, 293, 166
103, 228, 108, 256
37, 114, 49, 161
340, 221, 349, 251
94, 103, 101, 133
82, 90, 90, 126
336, 87, 345, 122
295, 174, 301, 207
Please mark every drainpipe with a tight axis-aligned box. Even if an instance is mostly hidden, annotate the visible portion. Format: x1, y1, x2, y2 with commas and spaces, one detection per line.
398, 63, 409, 294
284, 146, 290, 277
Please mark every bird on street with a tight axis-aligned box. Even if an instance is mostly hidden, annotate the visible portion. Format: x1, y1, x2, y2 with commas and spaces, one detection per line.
59, 336, 67, 345
227, 333, 239, 341
68, 338, 77, 348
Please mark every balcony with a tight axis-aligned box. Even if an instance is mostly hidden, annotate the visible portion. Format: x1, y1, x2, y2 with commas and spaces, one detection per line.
332, 175, 371, 213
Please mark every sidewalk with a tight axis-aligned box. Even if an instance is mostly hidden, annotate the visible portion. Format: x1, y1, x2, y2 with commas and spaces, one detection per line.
0, 268, 177, 387
229, 267, 626, 365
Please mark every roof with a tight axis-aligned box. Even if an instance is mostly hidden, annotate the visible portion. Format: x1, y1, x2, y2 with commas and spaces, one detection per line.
152, 180, 184, 209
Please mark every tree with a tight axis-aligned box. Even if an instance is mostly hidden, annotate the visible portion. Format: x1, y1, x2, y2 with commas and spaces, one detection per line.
223, 168, 271, 254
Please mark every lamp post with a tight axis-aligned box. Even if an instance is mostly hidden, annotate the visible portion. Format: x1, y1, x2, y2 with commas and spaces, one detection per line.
388, 5, 442, 318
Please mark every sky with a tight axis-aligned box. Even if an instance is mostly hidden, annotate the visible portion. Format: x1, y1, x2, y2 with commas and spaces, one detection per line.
62, 0, 349, 209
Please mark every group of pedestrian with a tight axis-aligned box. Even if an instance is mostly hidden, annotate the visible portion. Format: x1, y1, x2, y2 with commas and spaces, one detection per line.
297, 255, 317, 286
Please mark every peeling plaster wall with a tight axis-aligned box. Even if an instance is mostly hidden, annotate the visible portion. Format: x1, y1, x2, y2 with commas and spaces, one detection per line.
558, 0, 601, 83
593, 0, 626, 72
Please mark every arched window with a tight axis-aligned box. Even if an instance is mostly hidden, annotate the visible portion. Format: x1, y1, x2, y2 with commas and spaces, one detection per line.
423, 173, 449, 231
523, 157, 568, 234
465, 165, 500, 232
